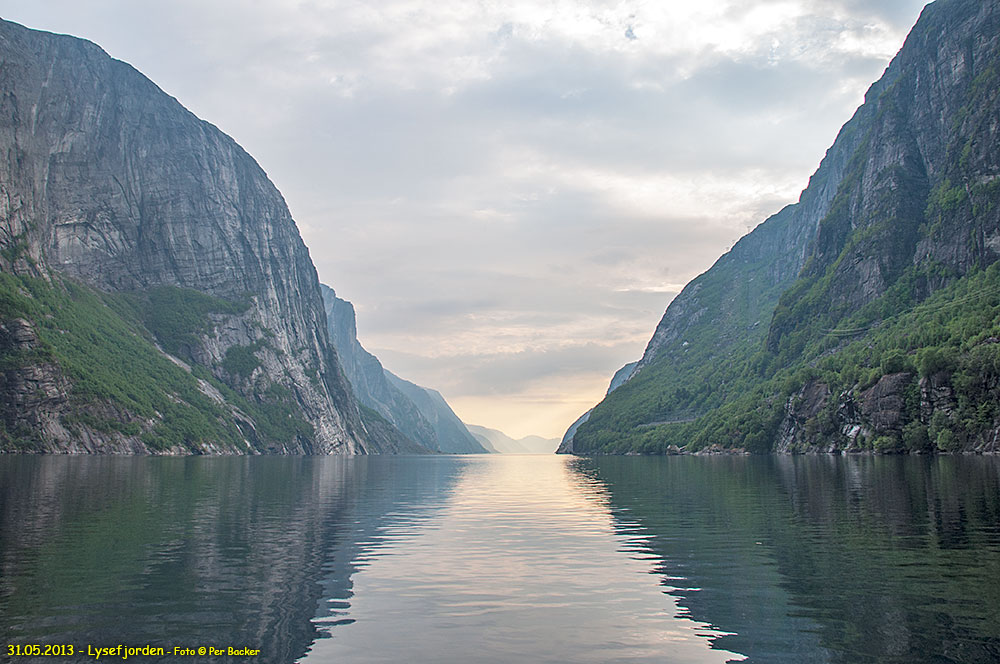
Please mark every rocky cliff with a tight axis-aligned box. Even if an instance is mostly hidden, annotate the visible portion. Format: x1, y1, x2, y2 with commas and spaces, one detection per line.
766, 0, 1000, 357
384, 373, 488, 453
0, 19, 401, 454
321, 285, 486, 453
570, 0, 1000, 455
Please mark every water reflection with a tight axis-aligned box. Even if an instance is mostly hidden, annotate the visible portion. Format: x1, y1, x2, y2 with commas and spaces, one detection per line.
5, 454, 995, 663
303, 455, 740, 664
575, 455, 1000, 664
0, 456, 463, 663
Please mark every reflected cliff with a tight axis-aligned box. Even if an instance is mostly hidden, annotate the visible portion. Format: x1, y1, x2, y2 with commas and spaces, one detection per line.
571, 455, 1000, 664
0, 456, 463, 663
4, 455, 998, 663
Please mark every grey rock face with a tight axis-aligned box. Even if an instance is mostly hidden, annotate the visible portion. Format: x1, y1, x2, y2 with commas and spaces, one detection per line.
632, 90, 869, 375
768, 0, 1000, 348
0, 317, 163, 453
557, 411, 589, 454
920, 371, 957, 419
0, 318, 71, 446
0, 20, 377, 453
321, 285, 486, 453
859, 373, 913, 433
620, 0, 999, 376
772, 371, 995, 454
384, 373, 487, 453
575, 0, 1000, 455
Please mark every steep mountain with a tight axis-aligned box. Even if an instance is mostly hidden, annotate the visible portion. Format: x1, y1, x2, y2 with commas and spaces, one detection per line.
0, 19, 411, 454
559, 361, 636, 453
384, 373, 487, 453
570, 0, 1000, 455
320, 285, 487, 453
468, 425, 559, 454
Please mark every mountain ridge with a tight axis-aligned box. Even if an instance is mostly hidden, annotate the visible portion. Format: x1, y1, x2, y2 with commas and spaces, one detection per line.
566, 0, 1000, 455
321, 284, 487, 454
0, 18, 408, 454
469, 425, 559, 454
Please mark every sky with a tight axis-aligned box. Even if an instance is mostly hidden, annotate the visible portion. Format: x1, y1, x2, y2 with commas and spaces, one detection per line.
3, 0, 929, 439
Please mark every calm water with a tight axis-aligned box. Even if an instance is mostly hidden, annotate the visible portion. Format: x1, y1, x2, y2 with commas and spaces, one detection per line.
1, 455, 998, 663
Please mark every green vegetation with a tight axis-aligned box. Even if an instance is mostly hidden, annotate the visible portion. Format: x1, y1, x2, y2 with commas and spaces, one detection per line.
190, 365, 314, 447
0, 274, 312, 452
138, 285, 249, 358
575, 40, 1000, 455
573, 205, 814, 453
0, 273, 248, 451
62, 412, 142, 437
221, 341, 265, 379
0, 237, 30, 264
576, 261, 1000, 454
359, 403, 392, 428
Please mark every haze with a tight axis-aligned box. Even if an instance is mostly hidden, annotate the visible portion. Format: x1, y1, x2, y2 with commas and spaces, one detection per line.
2, 0, 928, 438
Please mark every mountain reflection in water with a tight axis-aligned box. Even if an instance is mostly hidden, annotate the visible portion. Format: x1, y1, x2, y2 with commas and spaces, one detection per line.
2, 455, 998, 663
575, 455, 1000, 664
0, 456, 463, 663
303, 455, 737, 664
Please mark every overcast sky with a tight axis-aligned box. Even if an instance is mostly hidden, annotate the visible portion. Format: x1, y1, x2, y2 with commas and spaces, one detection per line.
3, 0, 929, 438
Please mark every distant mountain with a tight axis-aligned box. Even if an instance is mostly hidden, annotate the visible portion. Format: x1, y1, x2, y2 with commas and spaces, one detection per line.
321, 285, 487, 454
0, 19, 413, 454
568, 0, 1000, 455
384, 373, 488, 453
468, 425, 559, 454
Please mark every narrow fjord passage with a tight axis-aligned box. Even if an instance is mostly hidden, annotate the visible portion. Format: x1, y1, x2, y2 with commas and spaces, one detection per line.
303, 455, 741, 664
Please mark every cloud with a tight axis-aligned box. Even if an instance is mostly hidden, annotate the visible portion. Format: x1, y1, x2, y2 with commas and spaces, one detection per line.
2, 0, 930, 438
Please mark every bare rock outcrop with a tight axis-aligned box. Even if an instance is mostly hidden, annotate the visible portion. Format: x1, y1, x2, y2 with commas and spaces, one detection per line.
0, 19, 400, 454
